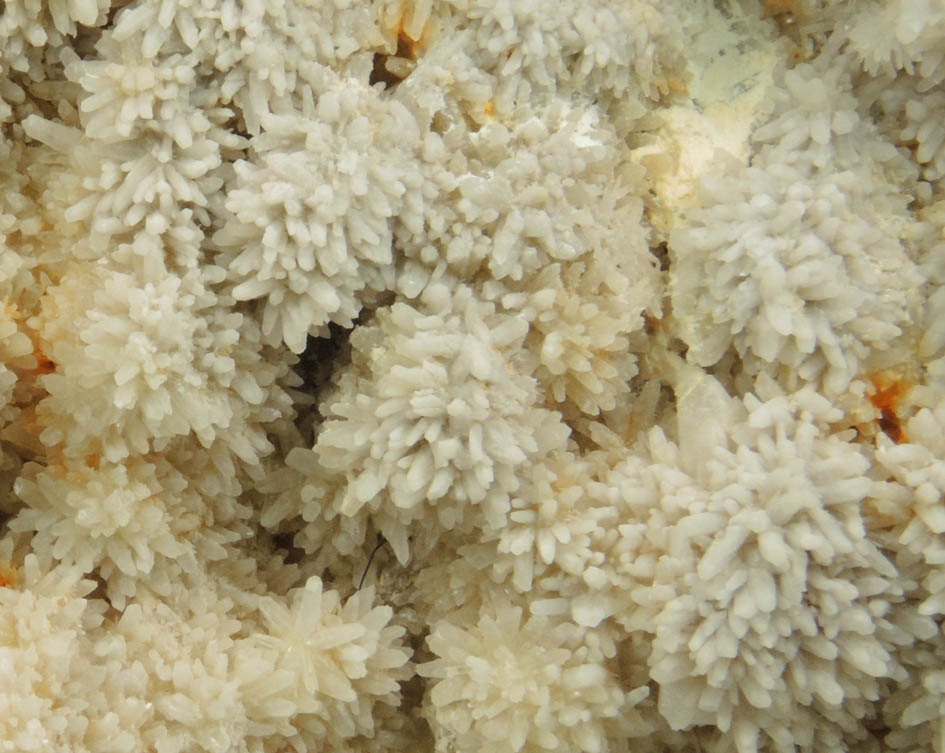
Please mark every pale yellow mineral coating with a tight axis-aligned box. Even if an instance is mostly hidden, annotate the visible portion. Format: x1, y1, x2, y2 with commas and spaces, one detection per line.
635, 2, 782, 234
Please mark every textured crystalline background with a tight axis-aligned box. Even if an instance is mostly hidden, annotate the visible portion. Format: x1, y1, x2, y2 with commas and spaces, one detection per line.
1, 1, 945, 752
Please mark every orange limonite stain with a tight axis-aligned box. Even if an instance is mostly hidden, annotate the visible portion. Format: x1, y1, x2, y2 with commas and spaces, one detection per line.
867, 375, 910, 444
35, 351, 55, 375
24, 407, 42, 436
396, 18, 421, 59
0, 566, 17, 589
762, 0, 799, 15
